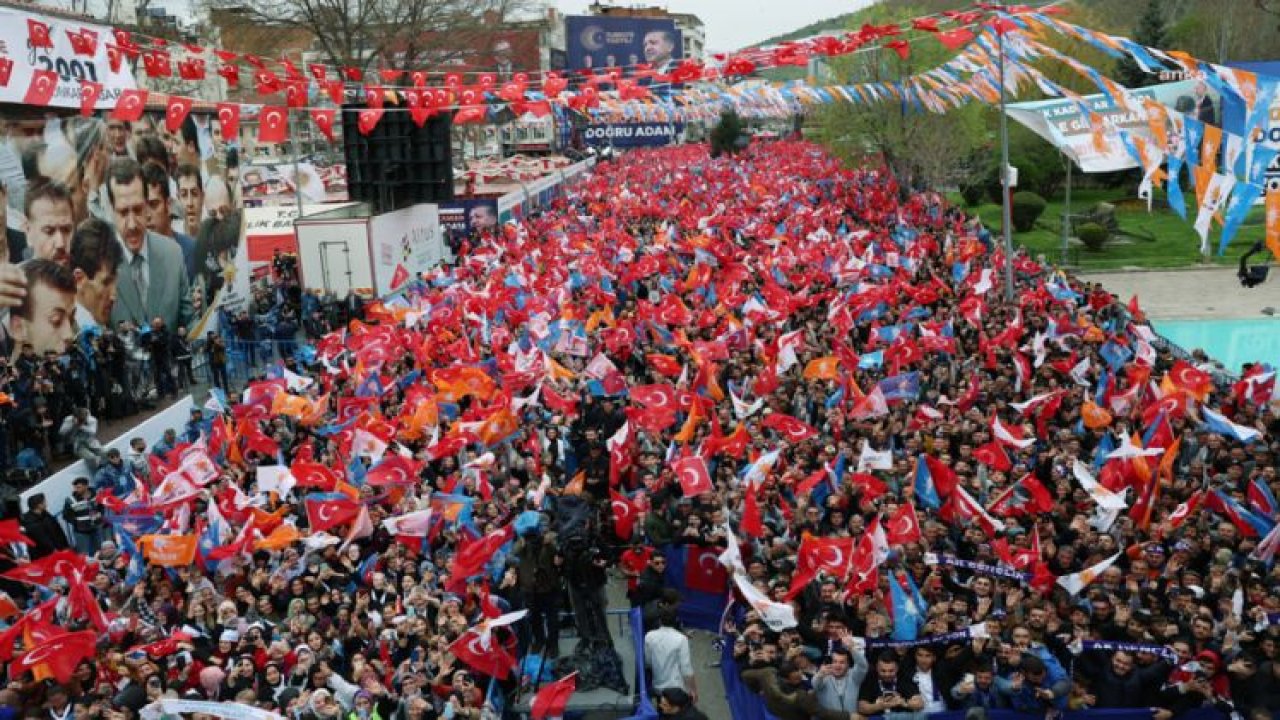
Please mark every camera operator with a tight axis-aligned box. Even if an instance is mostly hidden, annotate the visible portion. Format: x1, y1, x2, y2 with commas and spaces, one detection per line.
59, 405, 104, 469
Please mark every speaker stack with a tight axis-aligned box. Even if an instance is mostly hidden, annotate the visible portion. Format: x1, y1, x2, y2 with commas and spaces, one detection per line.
341, 95, 455, 214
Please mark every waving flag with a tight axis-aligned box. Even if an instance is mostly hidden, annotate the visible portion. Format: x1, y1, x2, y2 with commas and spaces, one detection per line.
531, 673, 578, 720
913, 455, 942, 510
450, 627, 518, 680
886, 502, 922, 545
9, 631, 98, 684
988, 474, 1054, 517
761, 412, 818, 443
305, 494, 361, 533
446, 524, 515, 591
1200, 407, 1263, 444
857, 442, 893, 472
940, 486, 1005, 536
661, 545, 726, 631
992, 415, 1035, 449
1057, 552, 1121, 596
889, 571, 926, 640
878, 371, 921, 403
1248, 478, 1279, 518
673, 455, 713, 497
0, 519, 33, 546
1207, 490, 1275, 538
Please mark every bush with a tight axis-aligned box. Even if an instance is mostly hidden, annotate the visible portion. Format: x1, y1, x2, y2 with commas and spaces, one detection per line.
1078, 222, 1109, 251
1009, 191, 1047, 232
959, 184, 985, 207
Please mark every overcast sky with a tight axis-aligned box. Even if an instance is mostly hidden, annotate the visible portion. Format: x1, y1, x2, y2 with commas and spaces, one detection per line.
554, 0, 877, 53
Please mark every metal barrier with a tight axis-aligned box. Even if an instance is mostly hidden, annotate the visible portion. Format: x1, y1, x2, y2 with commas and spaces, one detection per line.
189, 336, 307, 388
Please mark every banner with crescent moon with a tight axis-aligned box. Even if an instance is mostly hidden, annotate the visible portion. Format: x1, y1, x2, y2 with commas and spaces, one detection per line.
0, 7, 137, 109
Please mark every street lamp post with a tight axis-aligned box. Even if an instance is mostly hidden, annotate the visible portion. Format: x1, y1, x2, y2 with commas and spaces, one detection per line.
998, 19, 1015, 302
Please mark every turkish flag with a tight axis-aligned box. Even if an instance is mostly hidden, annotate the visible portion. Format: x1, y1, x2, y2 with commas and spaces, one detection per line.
79, 81, 102, 116
1, 550, 88, 586
254, 68, 281, 94
257, 105, 288, 143
216, 102, 241, 142
305, 495, 360, 533
67, 29, 98, 56
10, 630, 97, 684
1166, 360, 1213, 400
357, 108, 384, 136
218, 63, 239, 87
285, 79, 308, 108
973, 440, 1012, 471
165, 96, 193, 132
886, 502, 922, 545
761, 412, 818, 443
128, 630, 192, 659
531, 673, 577, 720
27, 19, 53, 49
611, 491, 639, 541
0, 58, 12, 87
342, 66, 363, 81
673, 455, 713, 497
23, 70, 58, 107
446, 524, 514, 591
936, 27, 975, 50
365, 455, 420, 486
310, 108, 336, 141
646, 353, 684, 377
290, 461, 340, 490
683, 545, 728, 593
454, 105, 488, 125
143, 49, 172, 77
308, 63, 328, 81
178, 57, 206, 80
449, 629, 517, 680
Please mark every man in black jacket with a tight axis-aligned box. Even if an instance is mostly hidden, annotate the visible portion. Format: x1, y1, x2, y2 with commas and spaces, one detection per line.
20, 492, 68, 558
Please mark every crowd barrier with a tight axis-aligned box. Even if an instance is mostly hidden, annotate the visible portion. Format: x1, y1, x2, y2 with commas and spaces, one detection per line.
19, 395, 196, 516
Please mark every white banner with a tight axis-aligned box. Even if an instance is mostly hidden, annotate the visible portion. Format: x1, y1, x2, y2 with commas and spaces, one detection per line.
0, 8, 138, 109
369, 203, 447, 297
143, 699, 283, 720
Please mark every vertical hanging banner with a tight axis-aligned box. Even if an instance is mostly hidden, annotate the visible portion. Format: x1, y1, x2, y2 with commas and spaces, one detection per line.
0, 8, 137, 109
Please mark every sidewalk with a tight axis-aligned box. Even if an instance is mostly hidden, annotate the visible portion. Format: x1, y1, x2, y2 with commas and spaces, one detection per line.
1080, 267, 1278, 320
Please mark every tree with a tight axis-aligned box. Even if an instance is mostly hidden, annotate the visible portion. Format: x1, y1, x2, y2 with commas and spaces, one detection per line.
207, 0, 537, 75
1114, 0, 1167, 88
710, 110, 745, 157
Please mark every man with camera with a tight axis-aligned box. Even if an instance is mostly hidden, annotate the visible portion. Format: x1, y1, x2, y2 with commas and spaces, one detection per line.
858, 651, 926, 719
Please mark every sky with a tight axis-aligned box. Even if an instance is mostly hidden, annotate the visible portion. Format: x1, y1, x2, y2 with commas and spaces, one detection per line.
554, 0, 877, 53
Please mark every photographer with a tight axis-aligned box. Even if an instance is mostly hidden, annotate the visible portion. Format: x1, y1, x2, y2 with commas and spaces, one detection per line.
58, 405, 103, 469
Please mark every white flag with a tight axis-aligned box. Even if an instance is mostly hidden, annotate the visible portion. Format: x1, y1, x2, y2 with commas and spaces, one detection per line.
857, 442, 893, 472
1057, 552, 1121, 596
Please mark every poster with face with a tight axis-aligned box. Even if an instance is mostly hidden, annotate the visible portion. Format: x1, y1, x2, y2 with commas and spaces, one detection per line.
0, 105, 348, 359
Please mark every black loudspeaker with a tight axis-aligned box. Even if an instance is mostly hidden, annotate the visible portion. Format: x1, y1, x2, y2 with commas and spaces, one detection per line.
341, 97, 454, 214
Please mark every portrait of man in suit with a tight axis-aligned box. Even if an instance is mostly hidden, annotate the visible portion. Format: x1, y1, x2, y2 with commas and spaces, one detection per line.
106, 157, 192, 332
643, 29, 679, 74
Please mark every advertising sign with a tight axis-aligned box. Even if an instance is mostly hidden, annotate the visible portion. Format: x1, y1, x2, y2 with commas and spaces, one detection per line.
566, 15, 683, 77
0, 103, 346, 356
0, 8, 138, 109
582, 122, 682, 148
1007, 80, 1218, 174
369, 203, 445, 297
438, 198, 499, 237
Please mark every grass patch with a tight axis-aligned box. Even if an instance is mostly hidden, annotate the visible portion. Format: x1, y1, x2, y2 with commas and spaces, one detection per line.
947, 188, 1265, 270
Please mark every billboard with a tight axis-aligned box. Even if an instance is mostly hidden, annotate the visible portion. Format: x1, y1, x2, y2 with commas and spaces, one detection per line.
369, 203, 446, 296
1007, 80, 1219, 174
438, 199, 499, 237
0, 7, 138, 110
582, 122, 682, 148
566, 15, 683, 76
0, 103, 350, 365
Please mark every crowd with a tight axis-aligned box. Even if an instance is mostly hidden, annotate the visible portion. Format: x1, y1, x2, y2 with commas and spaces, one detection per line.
0, 140, 1277, 720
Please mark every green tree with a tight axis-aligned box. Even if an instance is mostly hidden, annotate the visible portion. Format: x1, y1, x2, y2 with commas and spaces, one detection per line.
710, 110, 745, 157
1114, 0, 1168, 88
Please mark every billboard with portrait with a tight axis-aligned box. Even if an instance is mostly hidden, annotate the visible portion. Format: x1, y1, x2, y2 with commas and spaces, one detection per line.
438, 198, 499, 237
566, 15, 683, 77
0, 103, 337, 364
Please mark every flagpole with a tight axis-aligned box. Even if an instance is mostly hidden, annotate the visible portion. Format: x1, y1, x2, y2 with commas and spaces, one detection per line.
998, 14, 1015, 303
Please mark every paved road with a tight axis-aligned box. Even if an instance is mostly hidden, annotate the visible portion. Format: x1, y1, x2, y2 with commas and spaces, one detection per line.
1080, 267, 1280, 320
